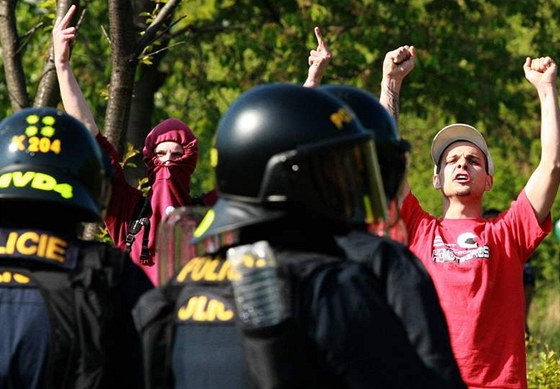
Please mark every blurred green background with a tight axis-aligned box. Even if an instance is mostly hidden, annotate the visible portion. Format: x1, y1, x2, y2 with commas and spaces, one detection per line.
3, 0, 559, 386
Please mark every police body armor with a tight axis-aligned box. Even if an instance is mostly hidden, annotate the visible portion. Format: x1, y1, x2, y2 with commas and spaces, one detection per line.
0, 227, 141, 389
134, 243, 345, 389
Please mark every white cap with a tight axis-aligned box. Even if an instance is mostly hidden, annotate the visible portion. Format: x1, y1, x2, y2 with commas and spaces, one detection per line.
431, 123, 494, 175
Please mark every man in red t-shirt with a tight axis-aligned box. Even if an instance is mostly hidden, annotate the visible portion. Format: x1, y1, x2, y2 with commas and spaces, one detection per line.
380, 47, 559, 389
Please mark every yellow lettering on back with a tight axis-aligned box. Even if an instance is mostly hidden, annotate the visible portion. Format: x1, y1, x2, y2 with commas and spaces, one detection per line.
0, 232, 19, 255
0, 231, 67, 262
190, 261, 208, 282
176, 258, 202, 282
0, 272, 31, 284
206, 299, 219, 321
37, 234, 48, 257
178, 297, 198, 321
16, 232, 39, 256
203, 259, 220, 281
219, 260, 238, 281
176, 257, 237, 282
216, 301, 234, 321
193, 296, 208, 321
13, 273, 30, 284
45, 236, 67, 263
177, 295, 234, 322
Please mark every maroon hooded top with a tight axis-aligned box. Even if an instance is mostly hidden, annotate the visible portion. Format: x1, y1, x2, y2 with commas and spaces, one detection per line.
98, 118, 205, 285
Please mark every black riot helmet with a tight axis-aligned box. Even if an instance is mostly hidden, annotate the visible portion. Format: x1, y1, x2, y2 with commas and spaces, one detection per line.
0, 107, 110, 222
205, 83, 388, 236
320, 85, 410, 202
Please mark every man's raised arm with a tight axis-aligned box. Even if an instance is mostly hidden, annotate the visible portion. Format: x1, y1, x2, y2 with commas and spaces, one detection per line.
379, 45, 416, 200
379, 45, 416, 123
53, 5, 100, 137
523, 56, 560, 224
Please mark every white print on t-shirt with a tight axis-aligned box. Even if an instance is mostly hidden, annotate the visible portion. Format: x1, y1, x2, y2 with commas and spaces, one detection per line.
431, 232, 490, 264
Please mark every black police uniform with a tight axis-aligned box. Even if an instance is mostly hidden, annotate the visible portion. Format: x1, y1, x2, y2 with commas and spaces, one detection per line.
0, 107, 153, 389
135, 209, 465, 389
334, 228, 466, 387
0, 226, 152, 389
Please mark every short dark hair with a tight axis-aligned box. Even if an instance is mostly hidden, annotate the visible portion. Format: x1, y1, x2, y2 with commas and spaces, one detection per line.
482, 208, 501, 219
435, 140, 490, 175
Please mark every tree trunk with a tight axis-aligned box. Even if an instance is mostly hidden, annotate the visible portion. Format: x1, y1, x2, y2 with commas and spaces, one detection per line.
0, 0, 30, 111
33, 46, 59, 108
104, 0, 137, 151
125, 0, 174, 185
125, 63, 167, 185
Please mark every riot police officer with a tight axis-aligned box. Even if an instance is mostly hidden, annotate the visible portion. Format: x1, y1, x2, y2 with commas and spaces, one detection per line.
0, 107, 152, 389
133, 84, 465, 389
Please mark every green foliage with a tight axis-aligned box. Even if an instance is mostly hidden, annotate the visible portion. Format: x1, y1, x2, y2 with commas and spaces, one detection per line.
527, 336, 560, 388
121, 142, 150, 192
530, 285, 560, 352
92, 223, 114, 245
120, 142, 141, 168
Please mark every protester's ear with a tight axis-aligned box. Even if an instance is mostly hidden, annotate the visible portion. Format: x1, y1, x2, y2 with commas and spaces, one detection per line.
433, 174, 442, 189
485, 175, 493, 191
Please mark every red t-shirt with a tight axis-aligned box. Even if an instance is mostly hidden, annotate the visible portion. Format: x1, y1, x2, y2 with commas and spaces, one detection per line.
401, 190, 551, 389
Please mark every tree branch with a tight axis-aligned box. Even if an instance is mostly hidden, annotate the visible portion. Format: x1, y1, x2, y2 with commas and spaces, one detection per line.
104, 0, 141, 149
136, 0, 182, 53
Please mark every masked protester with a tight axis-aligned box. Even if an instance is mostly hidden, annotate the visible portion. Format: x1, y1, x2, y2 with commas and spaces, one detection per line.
52, 5, 217, 286
133, 84, 466, 389
0, 108, 153, 389
96, 117, 216, 286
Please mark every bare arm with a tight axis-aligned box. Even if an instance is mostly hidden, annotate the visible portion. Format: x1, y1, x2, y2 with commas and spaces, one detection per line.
303, 27, 332, 88
53, 5, 99, 136
379, 45, 416, 123
379, 46, 416, 202
523, 56, 560, 224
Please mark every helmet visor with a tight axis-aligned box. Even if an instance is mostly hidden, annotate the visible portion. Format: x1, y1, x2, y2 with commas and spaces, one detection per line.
157, 206, 210, 284
262, 139, 388, 224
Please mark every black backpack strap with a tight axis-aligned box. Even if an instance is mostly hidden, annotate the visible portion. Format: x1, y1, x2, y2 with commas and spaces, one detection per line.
70, 242, 143, 389
125, 196, 152, 264
13, 242, 112, 389
239, 247, 327, 389
36, 242, 133, 389
8, 267, 80, 389
133, 280, 182, 389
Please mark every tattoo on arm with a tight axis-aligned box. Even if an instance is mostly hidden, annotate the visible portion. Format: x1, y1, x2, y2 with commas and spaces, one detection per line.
382, 83, 400, 123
